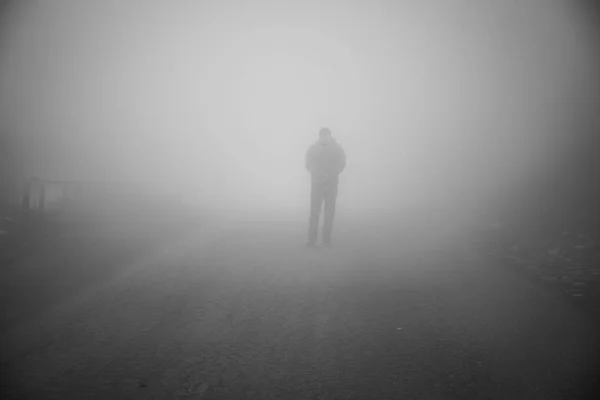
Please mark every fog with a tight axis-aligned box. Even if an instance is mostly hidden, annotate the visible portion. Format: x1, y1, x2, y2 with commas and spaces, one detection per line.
1, 0, 598, 222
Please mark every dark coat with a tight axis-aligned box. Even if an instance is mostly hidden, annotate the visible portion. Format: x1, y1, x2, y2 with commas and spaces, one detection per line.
305, 137, 346, 185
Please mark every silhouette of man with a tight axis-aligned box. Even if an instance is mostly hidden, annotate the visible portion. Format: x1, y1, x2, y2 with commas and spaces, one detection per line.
305, 127, 346, 247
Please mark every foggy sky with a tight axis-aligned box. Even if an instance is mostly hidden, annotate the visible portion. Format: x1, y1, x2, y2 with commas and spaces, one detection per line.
1, 0, 598, 215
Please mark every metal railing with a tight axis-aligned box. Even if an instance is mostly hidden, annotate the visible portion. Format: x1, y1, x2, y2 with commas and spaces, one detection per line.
11, 178, 185, 221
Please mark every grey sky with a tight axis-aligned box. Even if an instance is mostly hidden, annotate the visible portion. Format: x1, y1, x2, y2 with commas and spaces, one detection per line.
1, 0, 598, 213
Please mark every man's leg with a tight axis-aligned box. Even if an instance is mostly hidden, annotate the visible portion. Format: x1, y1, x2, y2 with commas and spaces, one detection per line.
322, 183, 338, 246
308, 183, 324, 246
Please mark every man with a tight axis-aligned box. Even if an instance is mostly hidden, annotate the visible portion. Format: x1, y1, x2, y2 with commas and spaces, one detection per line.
305, 127, 346, 247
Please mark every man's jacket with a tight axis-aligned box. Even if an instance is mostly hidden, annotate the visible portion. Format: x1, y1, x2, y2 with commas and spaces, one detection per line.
305, 137, 346, 184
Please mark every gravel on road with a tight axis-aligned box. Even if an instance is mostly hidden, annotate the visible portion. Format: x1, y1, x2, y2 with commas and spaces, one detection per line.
2, 217, 598, 400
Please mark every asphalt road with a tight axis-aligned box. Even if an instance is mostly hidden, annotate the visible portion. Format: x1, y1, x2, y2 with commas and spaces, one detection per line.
1, 213, 598, 399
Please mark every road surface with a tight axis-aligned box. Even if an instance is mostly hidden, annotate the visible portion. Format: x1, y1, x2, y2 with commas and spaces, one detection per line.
1, 212, 598, 399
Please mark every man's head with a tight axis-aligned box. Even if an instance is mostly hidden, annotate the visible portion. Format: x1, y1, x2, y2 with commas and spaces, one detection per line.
319, 127, 332, 139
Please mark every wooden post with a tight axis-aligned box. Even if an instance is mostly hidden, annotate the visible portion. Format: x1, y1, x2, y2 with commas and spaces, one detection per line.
39, 182, 45, 211
21, 179, 31, 219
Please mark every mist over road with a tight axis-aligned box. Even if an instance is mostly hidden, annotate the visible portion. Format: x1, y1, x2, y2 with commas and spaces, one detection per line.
1, 1, 599, 398
2, 211, 597, 399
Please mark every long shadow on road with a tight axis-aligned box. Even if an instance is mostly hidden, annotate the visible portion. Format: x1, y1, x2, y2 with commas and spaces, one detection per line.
2, 215, 598, 400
